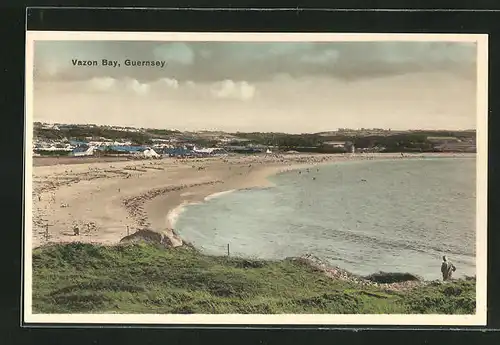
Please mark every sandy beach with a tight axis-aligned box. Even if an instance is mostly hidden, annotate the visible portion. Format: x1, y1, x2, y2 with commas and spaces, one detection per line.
30, 152, 473, 249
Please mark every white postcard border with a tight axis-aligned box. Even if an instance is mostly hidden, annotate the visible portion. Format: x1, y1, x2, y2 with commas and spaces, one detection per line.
23, 31, 488, 326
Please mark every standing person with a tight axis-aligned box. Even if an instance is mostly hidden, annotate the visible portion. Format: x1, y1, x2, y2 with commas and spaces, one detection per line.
441, 255, 456, 281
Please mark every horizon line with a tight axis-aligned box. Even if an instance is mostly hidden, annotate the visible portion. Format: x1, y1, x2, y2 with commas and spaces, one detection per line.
33, 121, 476, 134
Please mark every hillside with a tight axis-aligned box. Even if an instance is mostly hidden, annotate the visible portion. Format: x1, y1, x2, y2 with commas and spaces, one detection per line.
32, 242, 476, 314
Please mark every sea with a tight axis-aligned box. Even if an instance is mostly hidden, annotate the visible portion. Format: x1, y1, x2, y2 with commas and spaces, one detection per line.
174, 157, 477, 281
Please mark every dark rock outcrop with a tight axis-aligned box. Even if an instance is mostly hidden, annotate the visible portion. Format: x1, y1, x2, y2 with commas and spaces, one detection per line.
120, 229, 173, 247
363, 272, 422, 284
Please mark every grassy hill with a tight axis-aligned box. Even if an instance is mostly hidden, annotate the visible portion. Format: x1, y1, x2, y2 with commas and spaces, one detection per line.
32, 242, 476, 314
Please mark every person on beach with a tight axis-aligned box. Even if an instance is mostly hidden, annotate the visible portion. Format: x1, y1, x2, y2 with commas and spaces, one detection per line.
441, 255, 456, 281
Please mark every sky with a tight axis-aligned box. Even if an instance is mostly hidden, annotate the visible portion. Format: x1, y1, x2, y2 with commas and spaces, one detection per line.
32, 40, 478, 133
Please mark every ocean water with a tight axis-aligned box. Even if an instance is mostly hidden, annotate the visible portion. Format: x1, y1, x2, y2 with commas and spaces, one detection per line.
174, 157, 476, 280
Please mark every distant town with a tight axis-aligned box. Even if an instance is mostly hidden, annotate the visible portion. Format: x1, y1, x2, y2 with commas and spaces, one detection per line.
32, 122, 476, 159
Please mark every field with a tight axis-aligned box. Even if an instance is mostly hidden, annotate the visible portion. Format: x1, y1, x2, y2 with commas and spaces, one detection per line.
31, 243, 476, 314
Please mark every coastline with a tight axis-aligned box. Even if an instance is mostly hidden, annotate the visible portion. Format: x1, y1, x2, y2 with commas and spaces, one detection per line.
31, 152, 474, 249
161, 164, 308, 231
161, 152, 475, 240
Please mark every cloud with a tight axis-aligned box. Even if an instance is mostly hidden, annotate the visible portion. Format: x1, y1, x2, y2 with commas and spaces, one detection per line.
156, 78, 179, 89
34, 69, 476, 133
210, 80, 256, 101
153, 43, 194, 65
125, 78, 150, 95
74, 77, 258, 101
34, 41, 476, 83
88, 77, 116, 91
199, 49, 212, 59
222, 42, 316, 61
299, 49, 340, 64
85, 77, 150, 95
34, 41, 121, 79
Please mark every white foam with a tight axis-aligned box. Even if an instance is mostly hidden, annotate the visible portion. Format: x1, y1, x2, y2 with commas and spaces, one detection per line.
167, 190, 236, 228
204, 189, 236, 201
167, 202, 191, 228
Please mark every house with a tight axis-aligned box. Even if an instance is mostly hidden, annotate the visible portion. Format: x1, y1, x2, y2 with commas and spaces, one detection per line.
322, 141, 347, 148
69, 140, 89, 146
107, 145, 144, 153
193, 147, 225, 155
322, 141, 355, 153
142, 148, 160, 158
41, 123, 60, 130
163, 147, 193, 157
224, 146, 261, 154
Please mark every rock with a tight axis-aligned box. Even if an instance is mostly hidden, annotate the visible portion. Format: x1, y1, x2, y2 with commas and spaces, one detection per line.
363, 271, 422, 284
119, 229, 180, 247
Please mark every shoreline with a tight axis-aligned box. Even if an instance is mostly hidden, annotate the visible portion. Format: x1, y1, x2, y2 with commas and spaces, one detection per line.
162, 152, 474, 234
162, 164, 309, 230
31, 152, 474, 250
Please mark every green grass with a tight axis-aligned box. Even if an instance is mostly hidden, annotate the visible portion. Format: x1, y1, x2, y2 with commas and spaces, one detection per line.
32, 242, 476, 314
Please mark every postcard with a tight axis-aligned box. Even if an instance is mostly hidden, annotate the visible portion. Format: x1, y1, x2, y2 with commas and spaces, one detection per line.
24, 31, 488, 326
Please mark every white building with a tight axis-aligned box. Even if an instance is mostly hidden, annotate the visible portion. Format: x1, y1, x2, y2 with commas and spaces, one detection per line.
142, 148, 160, 158
72, 146, 96, 157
